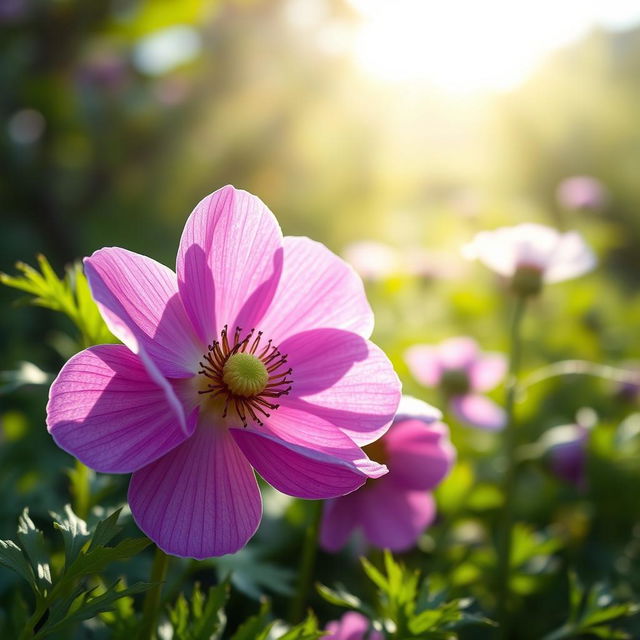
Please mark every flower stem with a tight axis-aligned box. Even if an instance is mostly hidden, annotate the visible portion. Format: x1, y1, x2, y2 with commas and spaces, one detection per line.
138, 545, 170, 640
71, 460, 91, 520
495, 295, 527, 638
289, 500, 323, 623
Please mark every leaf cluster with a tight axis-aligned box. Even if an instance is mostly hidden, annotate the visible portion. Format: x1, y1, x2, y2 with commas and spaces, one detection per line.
167, 583, 324, 640
0, 506, 151, 639
541, 573, 639, 640
1, 254, 114, 349
318, 550, 495, 639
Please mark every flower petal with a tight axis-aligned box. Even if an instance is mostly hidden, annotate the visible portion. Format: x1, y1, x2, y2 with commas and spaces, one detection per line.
468, 352, 507, 392
46, 345, 195, 473
84, 248, 202, 378
129, 425, 261, 558
437, 336, 479, 370
450, 393, 506, 430
258, 236, 374, 343
320, 495, 360, 552
282, 329, 401, 446
404, 345, 442, 387
385, 419, 455, 490
176, 185, 283, 344
231, 423, 385, 500
544, 231, 597, 283
358, 484, 436, 551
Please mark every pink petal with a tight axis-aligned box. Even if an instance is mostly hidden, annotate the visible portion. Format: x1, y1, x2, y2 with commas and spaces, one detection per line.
450, 393, 506, 431
258, 236, 374, 343
176, 185, 283, 344
385, 419, 456, 490
394, 395, 442, 423
231, 424, 385, 500
281, 329, 400, 446
46, 345, 195, 473
404, 345, 442, 387
468, 352, 507, 392
325, 611, 384, 640
129, 425, 261, 558
84, 248, 202, 378
544, 231, 597, 283
358, 483, 436, 551
320, 495, 360, 552
437, 336, 478, 370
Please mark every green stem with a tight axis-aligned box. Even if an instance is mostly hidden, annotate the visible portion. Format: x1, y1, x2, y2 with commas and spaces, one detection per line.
288, 500, 323, 623
71, 460, 91, 520
495, 296, 527, 638
138, 545, 170, 640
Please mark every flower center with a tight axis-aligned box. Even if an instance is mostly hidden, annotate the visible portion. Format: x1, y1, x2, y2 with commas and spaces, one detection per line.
441, 368, 470, 396
222, 353, 269, 397
198, 325, 293, 426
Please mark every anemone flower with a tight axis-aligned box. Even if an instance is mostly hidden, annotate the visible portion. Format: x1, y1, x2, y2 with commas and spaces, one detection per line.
405, 337, 506, 431
462, 223, 596, 296
320, 396, 455, 552
324, 612, 384, 640
556, 176, 606, 211
46, 185, 401, 558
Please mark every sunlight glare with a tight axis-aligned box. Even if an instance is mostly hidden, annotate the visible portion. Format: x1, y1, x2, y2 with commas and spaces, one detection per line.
348, 0, 640, 93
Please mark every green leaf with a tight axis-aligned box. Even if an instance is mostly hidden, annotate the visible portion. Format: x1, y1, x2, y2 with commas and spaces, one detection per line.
88, 508, 124, 551
316, 583, 363, 610
16, 509, 51, 591
51, 505, 90, 567
229, 600, 270, 640
275, 612, 325, 640
0, 540, 36, 591
360, 556, 389, 593
36, 580, 152, 638
581, 604, 640, 628
65, 537, 151, 581
168, 582, 230, 640
1, 255, 114, 348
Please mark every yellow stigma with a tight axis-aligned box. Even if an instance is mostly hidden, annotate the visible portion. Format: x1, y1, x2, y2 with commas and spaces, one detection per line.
222, 352, 269, 397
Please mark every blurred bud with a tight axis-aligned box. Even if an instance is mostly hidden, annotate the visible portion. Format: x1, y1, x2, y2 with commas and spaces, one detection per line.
540, 408, 595, 491
510, 264, 543, 297
556, 176, 607, 211
7, 109, 45, 145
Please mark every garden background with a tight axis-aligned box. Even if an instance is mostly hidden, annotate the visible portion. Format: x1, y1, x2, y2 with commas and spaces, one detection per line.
2, 1, 640, 638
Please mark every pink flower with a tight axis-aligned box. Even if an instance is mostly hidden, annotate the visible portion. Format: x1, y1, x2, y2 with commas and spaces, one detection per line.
46, 186, 401, 558
324, 612, 384, 640
463, 223, 596, 296
320, 396, 455, 552
405, 337, 506, 431
556, 176, 606, 211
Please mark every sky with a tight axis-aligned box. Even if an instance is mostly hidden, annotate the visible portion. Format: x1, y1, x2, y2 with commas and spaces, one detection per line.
345, 0, 640, 93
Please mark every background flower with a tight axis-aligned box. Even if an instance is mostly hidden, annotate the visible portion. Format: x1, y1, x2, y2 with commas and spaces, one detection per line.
556, 176, 607, 211
324, 611, 384, 640
463, 223, 596, 295
405, 337, 506, 430
320, 396, 455, 552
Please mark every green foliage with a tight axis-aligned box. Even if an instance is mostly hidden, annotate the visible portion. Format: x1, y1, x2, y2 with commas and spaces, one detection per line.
165, 585, 324, 640
0, 506, 151, 639
542, 573, 639, 640
319, 551, 495, 639
0, 255, 114, 349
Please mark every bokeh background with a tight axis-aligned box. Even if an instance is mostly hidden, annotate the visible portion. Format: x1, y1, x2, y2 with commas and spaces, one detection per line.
2, 1, 640, 637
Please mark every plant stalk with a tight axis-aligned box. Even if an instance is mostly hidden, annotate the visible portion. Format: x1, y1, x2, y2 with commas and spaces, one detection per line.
289, 500, 323, 623
138, 545, 170, 640
495, 296, 527, 638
